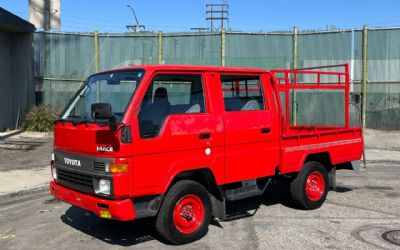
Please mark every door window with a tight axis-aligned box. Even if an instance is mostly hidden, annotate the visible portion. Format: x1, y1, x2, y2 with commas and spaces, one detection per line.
138, 74, 205, 138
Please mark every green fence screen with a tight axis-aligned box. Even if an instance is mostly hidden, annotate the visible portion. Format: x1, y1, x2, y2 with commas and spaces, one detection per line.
33, 27, 400, 130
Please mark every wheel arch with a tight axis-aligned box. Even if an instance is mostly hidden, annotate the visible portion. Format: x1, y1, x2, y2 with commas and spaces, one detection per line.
167, 168, 223, 201
303, 151, 333, 171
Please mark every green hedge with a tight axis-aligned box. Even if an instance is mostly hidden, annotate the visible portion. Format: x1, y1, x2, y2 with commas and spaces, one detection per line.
25, 105, 60, 132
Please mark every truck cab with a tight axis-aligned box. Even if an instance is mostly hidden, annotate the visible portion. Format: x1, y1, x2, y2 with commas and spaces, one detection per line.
50, 64, 363, 244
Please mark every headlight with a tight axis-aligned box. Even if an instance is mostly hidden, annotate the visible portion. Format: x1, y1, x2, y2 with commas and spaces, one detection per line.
52, 167, 57, 180
95, 179, 110, 195
51, 152, 56, 180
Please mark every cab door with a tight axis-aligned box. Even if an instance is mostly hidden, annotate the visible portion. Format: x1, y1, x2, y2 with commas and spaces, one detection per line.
219, 73, 280, 183
130, 71, 224, 196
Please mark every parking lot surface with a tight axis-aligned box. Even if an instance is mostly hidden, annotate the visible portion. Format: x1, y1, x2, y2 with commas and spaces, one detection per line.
1, 162, 400, 250
0, 132, 52, 172
0, 132, 52, 195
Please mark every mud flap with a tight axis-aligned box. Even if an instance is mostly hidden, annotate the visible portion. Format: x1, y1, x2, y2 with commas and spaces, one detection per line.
351, 160, 364, 173
210, 194, 226, 221
328, 167, 336, 191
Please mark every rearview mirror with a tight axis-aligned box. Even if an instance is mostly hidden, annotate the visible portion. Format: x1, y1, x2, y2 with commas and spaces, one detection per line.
91, 103, 112, 119
107, 78, 120, 85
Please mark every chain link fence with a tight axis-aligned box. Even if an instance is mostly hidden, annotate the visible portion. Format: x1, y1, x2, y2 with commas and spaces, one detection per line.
163, 32, 221, 65
225, 32, 292, 69
33, 27, 400, 130
364, 28, 400, 130
99, 33, 159, 69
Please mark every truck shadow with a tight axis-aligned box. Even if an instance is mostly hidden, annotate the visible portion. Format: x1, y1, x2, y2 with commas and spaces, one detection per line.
225, 184, 298, 218
60, 184, 337, 247
225, 184, 354, 218
61, 207, 160, 246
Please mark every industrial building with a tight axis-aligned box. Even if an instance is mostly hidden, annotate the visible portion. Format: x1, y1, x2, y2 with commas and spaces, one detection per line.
0, 7, 35, 131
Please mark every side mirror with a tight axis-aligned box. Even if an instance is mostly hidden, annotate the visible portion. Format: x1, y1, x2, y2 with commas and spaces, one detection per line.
91, 103, 112, 119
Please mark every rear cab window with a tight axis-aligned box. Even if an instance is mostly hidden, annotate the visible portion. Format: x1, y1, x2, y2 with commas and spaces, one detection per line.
220, 75, 266, 111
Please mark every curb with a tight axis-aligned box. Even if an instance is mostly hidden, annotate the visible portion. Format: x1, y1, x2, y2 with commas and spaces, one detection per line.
0, 129, 23, 140
0, 184, 50, 206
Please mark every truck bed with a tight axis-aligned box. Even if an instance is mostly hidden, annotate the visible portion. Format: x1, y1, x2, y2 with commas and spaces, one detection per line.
271, 64, 364, 174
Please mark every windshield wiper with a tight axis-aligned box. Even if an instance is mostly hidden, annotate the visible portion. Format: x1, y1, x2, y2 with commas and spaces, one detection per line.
53, 118, 65, 125
57, 115, 89, 127
71, 119, 89, 127
55, 116, 115, 129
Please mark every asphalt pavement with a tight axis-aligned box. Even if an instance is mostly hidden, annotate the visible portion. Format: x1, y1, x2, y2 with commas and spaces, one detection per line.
2, 129, 400, 199
1, 163, 400, 249
0, 129, 400, 249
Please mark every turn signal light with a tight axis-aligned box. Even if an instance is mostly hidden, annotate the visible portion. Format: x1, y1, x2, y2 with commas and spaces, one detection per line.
100, 210, 112, 219
109, 163, 128, 173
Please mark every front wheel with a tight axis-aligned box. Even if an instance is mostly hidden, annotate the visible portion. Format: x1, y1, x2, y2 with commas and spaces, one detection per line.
290, 161, 329, 210
156, 180, 211, 245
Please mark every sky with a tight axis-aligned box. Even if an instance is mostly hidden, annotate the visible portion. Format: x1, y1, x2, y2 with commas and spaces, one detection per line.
2, 0, 400, 33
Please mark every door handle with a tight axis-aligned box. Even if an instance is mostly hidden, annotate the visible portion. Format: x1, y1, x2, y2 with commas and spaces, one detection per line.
199, 133, 211, 139
261, 128, 271, 133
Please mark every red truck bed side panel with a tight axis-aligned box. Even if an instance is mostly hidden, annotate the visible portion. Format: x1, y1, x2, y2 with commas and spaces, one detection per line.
280, 128, 363, 174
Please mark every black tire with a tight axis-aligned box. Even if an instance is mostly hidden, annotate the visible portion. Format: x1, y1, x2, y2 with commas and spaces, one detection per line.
290, 161, 329, 210
155, 180, 212, 245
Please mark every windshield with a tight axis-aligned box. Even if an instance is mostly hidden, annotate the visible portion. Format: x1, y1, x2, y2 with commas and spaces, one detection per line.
61, 70, 144, 123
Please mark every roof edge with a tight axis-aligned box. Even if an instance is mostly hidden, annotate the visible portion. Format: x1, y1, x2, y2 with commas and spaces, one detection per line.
0, 7, 35, 32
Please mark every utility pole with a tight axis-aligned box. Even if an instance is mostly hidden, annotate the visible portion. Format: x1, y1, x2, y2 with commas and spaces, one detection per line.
126, 4, 145, 32
30, 0, 60, 31
361, 25, 368, 128
44, 0, 50, 31
292, 26, 299, 125
206, 3, 229, 31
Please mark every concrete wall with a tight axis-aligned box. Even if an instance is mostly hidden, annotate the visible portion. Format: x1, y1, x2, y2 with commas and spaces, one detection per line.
0, 32, 13, 129
0, 31, 34, 130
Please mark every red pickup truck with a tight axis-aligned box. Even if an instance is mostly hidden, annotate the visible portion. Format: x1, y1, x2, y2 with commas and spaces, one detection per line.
50, 64, 363, 244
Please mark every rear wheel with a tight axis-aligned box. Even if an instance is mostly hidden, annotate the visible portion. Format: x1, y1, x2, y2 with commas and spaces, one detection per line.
156, 180, 211, 245
290, 161, 329, 210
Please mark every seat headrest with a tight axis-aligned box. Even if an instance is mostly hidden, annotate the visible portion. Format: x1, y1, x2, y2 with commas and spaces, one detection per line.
155, 87, 167, 97
154, 87, 168, 103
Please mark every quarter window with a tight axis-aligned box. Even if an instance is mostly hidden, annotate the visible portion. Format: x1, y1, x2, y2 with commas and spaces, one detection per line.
220, 75, 265, 111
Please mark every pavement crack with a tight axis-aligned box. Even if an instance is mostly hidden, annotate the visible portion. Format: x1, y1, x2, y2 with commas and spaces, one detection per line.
248, 217, 259, 250
326, 201, 400, 218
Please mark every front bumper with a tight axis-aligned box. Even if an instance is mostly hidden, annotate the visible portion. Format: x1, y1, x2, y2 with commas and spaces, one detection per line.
50, 181, 136, 221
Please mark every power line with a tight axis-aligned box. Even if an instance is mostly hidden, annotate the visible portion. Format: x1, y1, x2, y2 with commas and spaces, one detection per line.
190, 0, 208, 32
59, 19, 123, 29
193, 0, 203, 15
54, 14, 400, 33
61, 15, 197, 32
